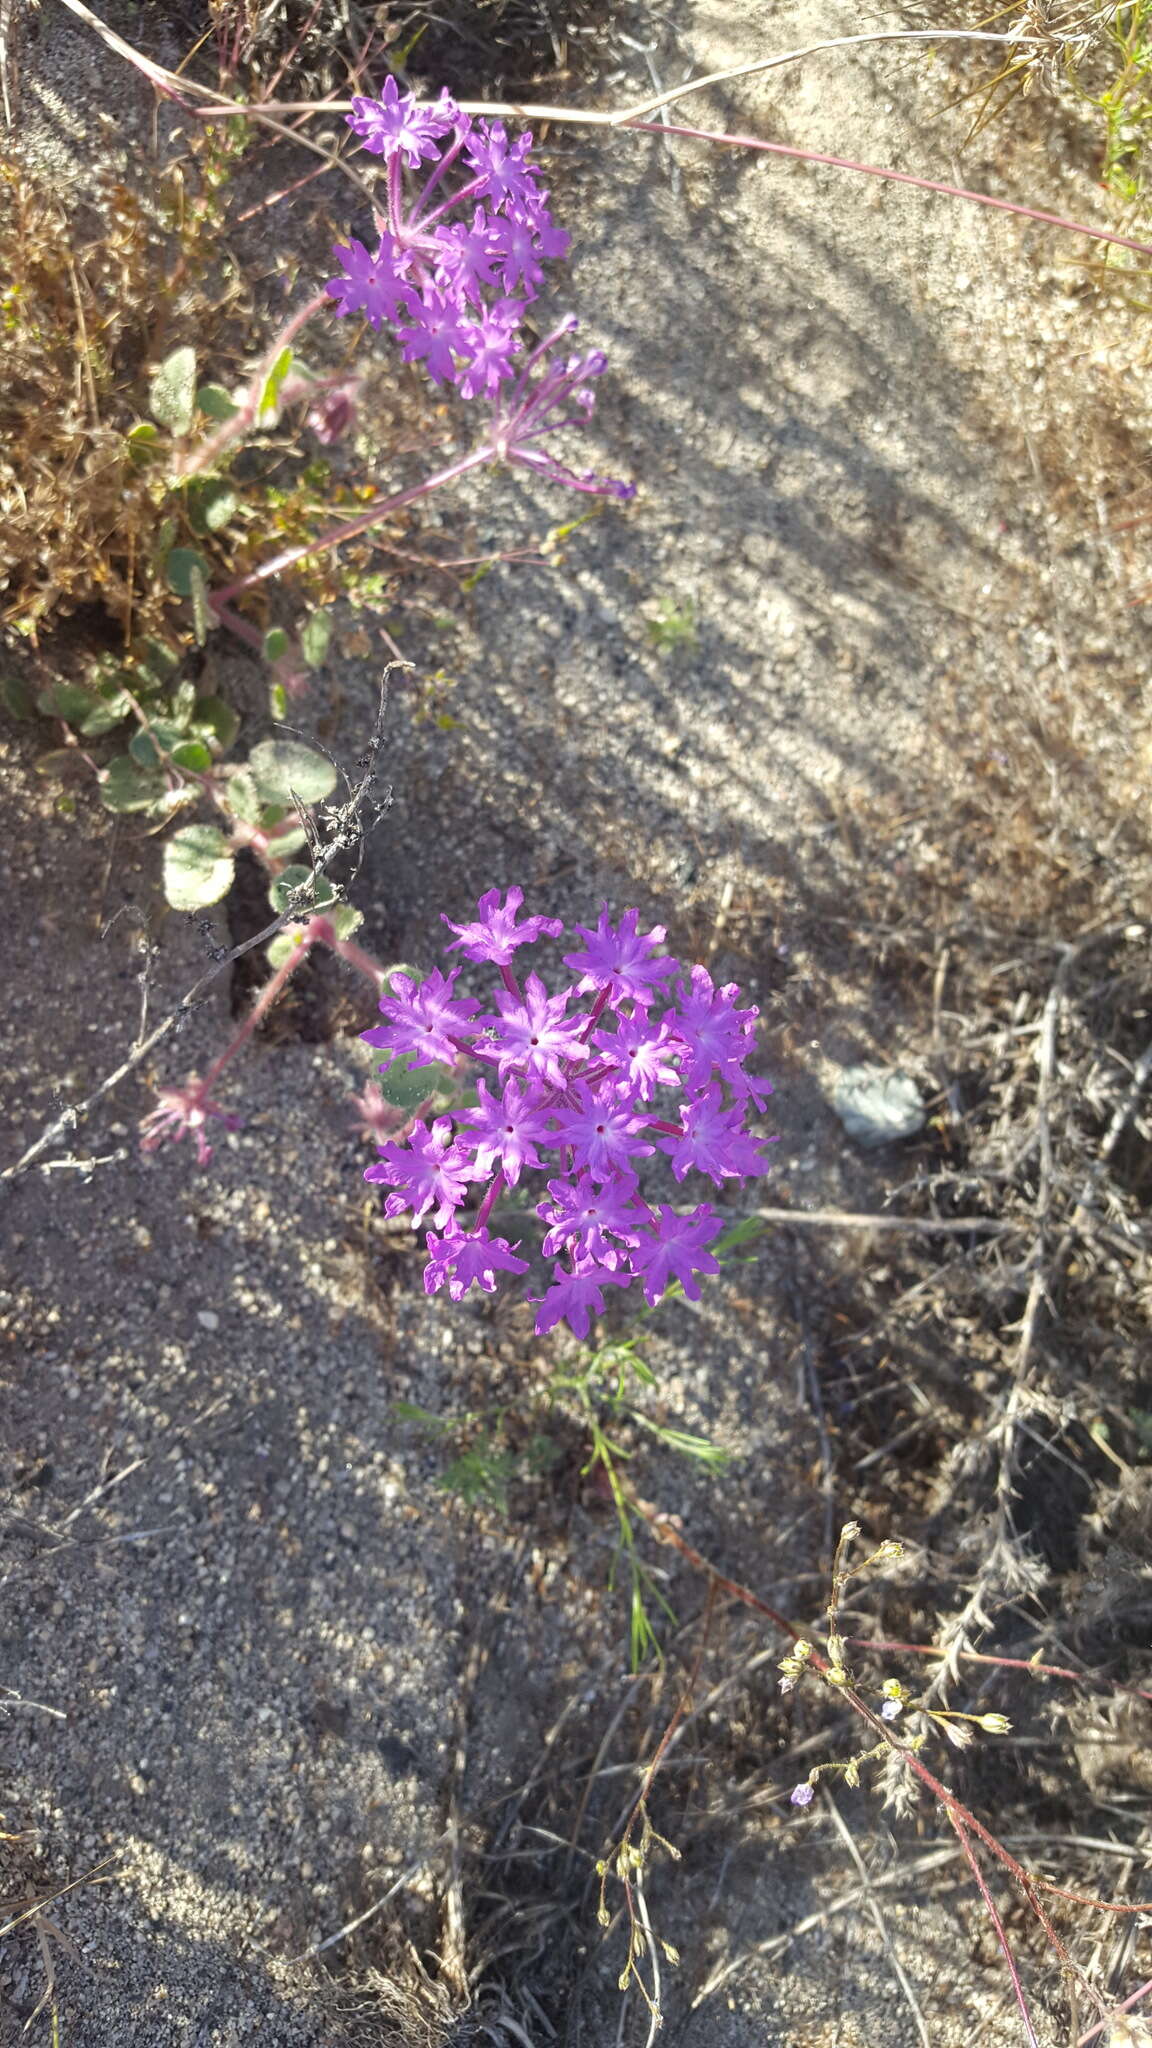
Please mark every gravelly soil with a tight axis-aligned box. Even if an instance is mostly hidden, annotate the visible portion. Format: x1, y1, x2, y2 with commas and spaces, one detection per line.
2, 2, 1149, 2044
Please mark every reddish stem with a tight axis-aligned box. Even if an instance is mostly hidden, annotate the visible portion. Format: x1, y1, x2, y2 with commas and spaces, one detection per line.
627, 118, 1152, 262
846, 1638, 1152, 1706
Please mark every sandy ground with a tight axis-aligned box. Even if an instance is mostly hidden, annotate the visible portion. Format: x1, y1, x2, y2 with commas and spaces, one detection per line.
3, 1, 1149, 2043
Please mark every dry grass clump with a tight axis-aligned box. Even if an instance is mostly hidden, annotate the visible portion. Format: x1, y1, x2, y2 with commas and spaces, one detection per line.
0, 131, 247, 644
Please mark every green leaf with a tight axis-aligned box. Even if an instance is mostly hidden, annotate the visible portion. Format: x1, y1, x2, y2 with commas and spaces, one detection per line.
100, 755, 168, 814
393, 1400, 455, 1432
170, 678, 198, 728
0, 676, 36, 718
248, 738, 337, 807
439, 1447, 516, 1511
35, 675, 130, 734
299, 609, 331, 670
187, 478, 238, 536
78, 690, 132, 737
195, 695, 239, 752
223, 765, 262, 822
262, 821, 308, 856
262, 627, 290, 663
129, 720, 186, 767
268, 682, 287, 721
127, 420, 161, 466
165, 547, 211, 597
373, 1052, 451, 1111
171, 738, 213, 773
36, 680, 101, 725
133, 636, 181, 686
258, 345, 293, 422
149, 346, 198, 435
189, 559, 210, 648
331, 904, 363, 940
163, 824, 235, 911
35, 748, 90, 782
713, 1216, 767, 1259
267, 864, 338, 916
264, 929, 312, 970
196, 382, 240, 420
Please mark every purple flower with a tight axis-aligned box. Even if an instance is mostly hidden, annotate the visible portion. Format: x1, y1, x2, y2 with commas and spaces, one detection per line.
464, 120, 539, 210
398, 285, 473, 386
629, 1204, 724, 1308
362, 967, 478, 1069
531, 1261, 631, 1341
461, 1077, 554, 1187
457, 300, 525, 402
365, 1115, 475, 1228
347, 886, 774, 1337
790, 1782, 816, 1809
673, 965, 770, 1107
549, 1083, 654, 1184
438, 206, 504, 304
326, 236, 415, 329
442, 885, 563, 966
424, 1226, 529, 1302
348, 80, 459, 167
480, 971, 589, 1089
563, 906, 675, 1010
592, 1011, 680, 1103
538, 1172, 647, 1263
658, 1083, 774, 1187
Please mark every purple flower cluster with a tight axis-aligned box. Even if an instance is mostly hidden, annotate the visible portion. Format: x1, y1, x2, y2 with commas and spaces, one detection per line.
328, 79, 569, 399
360, 890, 774, 1339
327, 80, 634, 498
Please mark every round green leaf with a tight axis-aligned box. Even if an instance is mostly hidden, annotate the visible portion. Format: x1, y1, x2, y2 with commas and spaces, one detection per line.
36, 681, 101, 725
171, 739, 213, 773
268, 865, 338, 916
195, 695, 239, 752
331, 905, 363, 941
100, 756, 169, 814
223, 765, 262, 823
197, 383, 240, 421
265, 929, 310, 969
248, 738, 337, 807
163, 824, 235, 911
127, 421, 161, 466
374, 1053, 451, 1110
262, 627, 290, 663
299, 610, 332, 670
165, 547, 211, 598
187, 479, 238, 536
149, 346, 198, 435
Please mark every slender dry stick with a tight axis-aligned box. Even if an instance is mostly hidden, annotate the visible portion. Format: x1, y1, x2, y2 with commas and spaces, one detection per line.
192, 27, 1044, 120
755, 1204, 1014, 1236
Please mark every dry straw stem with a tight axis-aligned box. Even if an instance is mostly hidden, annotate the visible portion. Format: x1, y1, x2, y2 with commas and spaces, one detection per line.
56, 3, 1152, 260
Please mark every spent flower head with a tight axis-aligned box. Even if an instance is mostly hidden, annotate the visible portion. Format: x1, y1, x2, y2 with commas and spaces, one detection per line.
357, 888, 773, 1336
